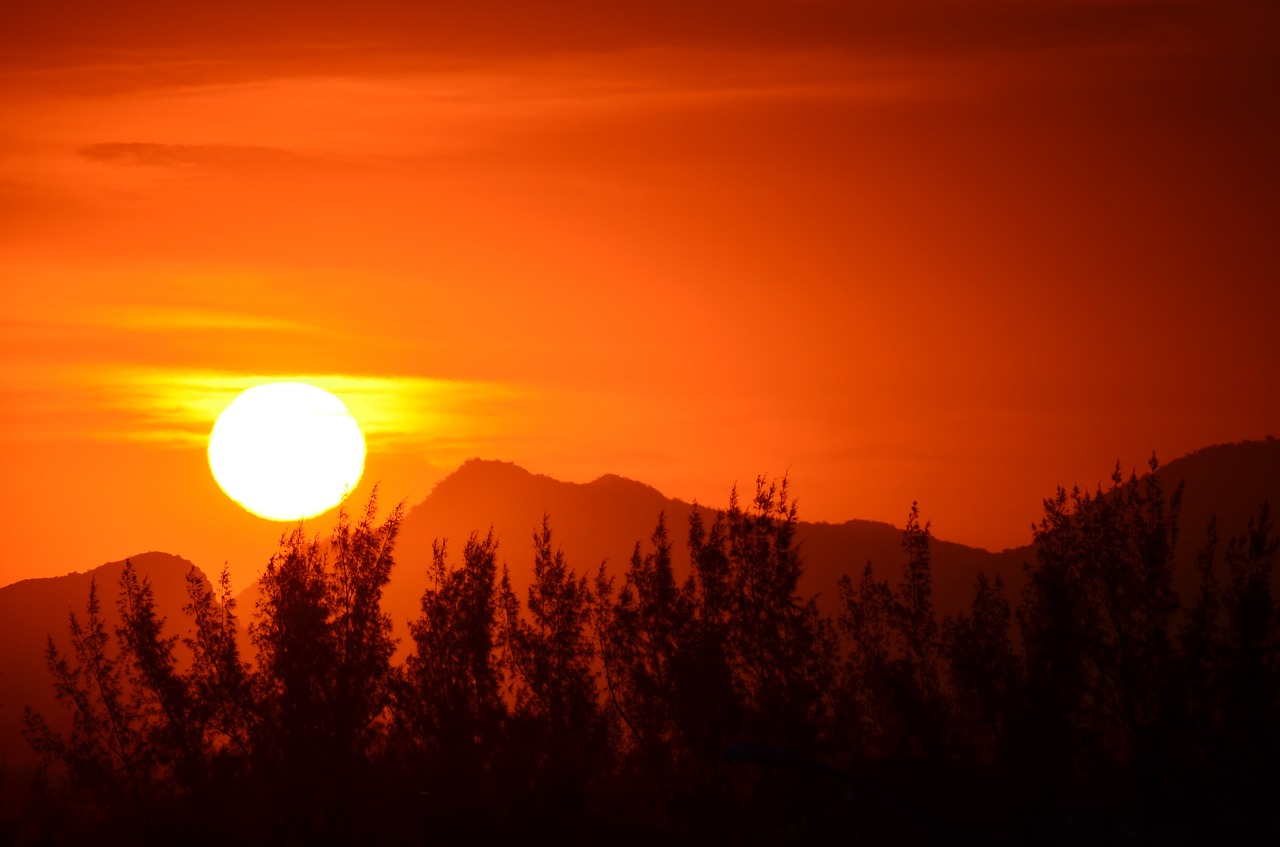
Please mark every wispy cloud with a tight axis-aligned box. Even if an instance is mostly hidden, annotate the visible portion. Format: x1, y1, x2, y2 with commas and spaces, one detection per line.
79, 142, 305, 169
0, 364, 519, 450
78, 305, 313, 333
3, 1, 1235, 79
0, 303, 326, 350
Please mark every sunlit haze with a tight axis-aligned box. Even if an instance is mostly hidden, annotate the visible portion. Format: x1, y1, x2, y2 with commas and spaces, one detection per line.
2, 0, 1277, 591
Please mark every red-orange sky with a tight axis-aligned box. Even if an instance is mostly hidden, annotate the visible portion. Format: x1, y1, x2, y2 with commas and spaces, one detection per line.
2, 0, 1278, 591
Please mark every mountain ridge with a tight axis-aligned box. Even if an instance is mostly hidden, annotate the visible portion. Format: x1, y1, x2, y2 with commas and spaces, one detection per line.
384, 439, 1278, 642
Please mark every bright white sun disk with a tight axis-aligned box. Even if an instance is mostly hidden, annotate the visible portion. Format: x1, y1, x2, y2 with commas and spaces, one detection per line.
208, 382, 366, 520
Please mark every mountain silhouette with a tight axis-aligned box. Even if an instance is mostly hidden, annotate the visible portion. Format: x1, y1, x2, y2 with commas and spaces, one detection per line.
1156, 438, 1279, 580
378, 439, 1278, 651
228, 459, 1027, 659
383, 460, 1026, 637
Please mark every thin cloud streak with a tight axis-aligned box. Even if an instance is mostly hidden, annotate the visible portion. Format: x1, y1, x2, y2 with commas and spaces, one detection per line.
0, 365, 519, 450
72, 305, 314, 334
78, 142, 305, 169
2, 1, 1253, 79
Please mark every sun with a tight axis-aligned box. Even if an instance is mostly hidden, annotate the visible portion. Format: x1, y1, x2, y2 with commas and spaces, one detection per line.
208, 382, 366, 521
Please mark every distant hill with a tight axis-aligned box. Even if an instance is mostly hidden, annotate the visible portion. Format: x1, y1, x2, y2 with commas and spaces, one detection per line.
382, 460, 1029, 652
1005, 437, 1279, 602
381, 439, 1279, 652
1156, 437, 1279, 556
0, 553, 205, 780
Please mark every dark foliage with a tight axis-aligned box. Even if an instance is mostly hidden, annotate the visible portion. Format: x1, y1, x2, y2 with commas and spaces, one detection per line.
16, 465, 1280, 845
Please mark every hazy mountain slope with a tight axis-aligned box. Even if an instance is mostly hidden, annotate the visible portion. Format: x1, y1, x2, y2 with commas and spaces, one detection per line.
1008, 438, 1280, 601
384, 461, 1026, 647
384, 439, 1279, 645
1157, 438, 1280, 577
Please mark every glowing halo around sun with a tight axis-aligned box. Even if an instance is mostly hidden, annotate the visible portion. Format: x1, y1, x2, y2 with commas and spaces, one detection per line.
207, 382, 366, 520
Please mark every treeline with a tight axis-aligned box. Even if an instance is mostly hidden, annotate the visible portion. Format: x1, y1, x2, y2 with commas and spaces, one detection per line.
16, 464, 1280, 845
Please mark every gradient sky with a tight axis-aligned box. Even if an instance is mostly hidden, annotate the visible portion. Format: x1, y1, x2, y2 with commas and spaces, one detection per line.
3, 0, 1278, 591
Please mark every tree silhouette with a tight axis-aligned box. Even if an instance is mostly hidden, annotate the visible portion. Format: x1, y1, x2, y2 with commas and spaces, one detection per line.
1219, 502, 1279, 737
722, 476, 836, 755
890, 504, 945, 755
247, 491, 402, 840
326, 493, 403, 762
17, 461, 1280, 844
24, 578, 148, 804
396, 527, 504, 829
679, 505, 742, 778
837, 560, 899, 757
595, 513, 688, 769
1212, 502, 1280, 831
21, 566, 203, 842
941, 572, 1020, 763
837, 503, 947, 759
498, 515, 610, 829
1017, 457, 1183, 812
249, 524, 334, 769
182, 562, 253, 763
116, 560, 204, 787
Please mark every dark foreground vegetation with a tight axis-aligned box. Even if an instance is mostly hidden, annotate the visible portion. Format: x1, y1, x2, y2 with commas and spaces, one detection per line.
10, 460, 1280, 845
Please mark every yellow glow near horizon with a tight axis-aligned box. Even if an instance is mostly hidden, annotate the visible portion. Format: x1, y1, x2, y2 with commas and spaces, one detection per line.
208, 382, 366, 520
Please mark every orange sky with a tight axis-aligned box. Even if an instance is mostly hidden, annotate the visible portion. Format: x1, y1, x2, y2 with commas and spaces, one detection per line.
3, 0, 1278, 591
